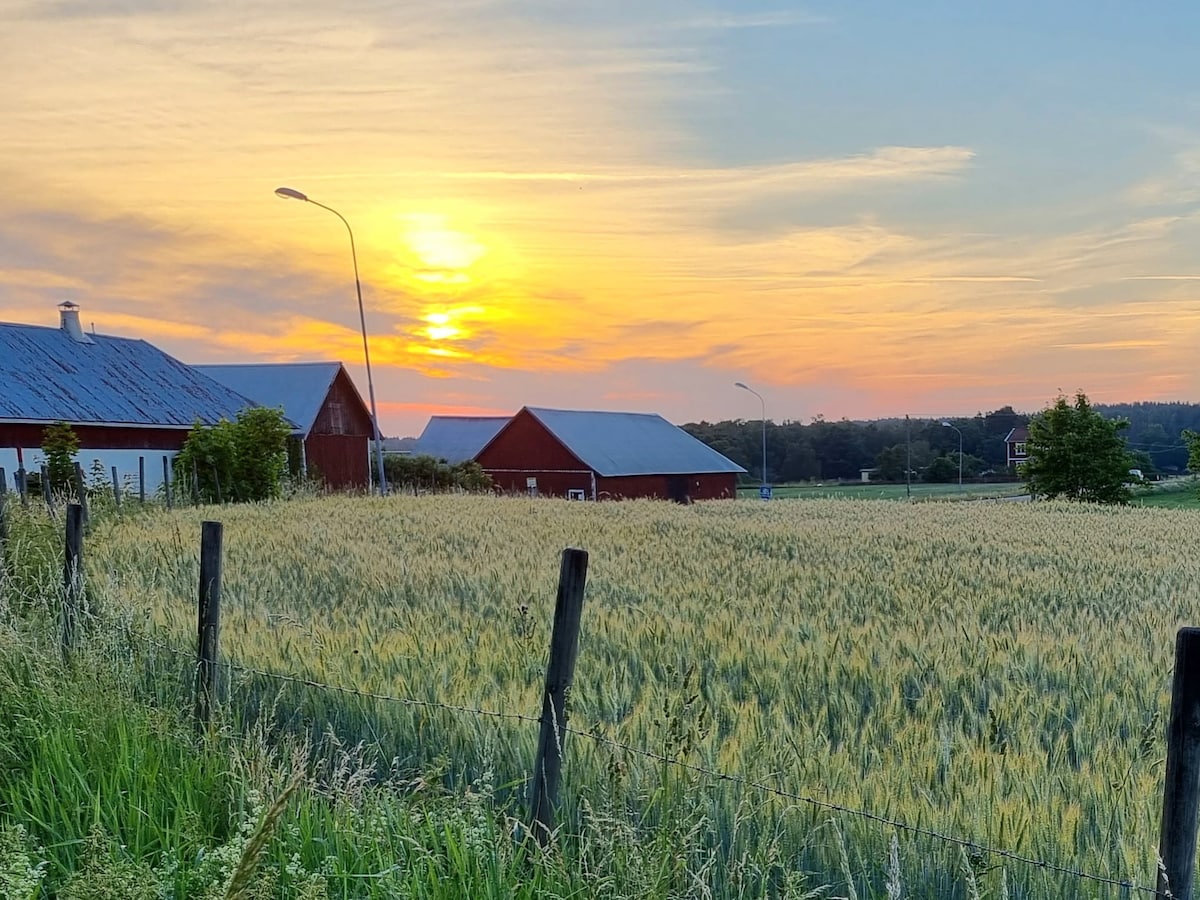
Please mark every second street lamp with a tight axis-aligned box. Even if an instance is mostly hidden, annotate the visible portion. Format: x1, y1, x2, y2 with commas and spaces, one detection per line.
941, 420, 963, 487
734, 381, 768, 498
275, 186, 388, 497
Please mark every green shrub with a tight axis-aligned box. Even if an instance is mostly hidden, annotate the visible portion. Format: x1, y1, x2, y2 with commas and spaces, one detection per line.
175, 407, 291, 504
41, 421, 80, 496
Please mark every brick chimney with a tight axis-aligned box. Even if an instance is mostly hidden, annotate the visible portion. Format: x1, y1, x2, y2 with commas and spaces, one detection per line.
58, 301, 95, 344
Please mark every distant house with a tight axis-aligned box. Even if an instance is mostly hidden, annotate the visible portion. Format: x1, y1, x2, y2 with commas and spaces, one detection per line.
475, 406, 745, 501
194, 362, 373, 490
412, 415, 510, 464
0, 303, 254, 492
1004, 426, 1029, 469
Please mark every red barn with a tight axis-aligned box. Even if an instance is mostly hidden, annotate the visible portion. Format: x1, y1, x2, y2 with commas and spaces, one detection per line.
1, 303, 256, 492
475, 407, 744, 501
195, 362, 374, 490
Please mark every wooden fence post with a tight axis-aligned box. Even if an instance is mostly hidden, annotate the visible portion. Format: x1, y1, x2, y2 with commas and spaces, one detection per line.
111, 466, 121, 508
529, 547, 589, 844
1159, 627, 1200, 900
17, 467, 28, 509
40, 464, 55, 517
0, 474, 8, 561
163, 456, 173, 510
62, 503, 84, 658
194, 521, 223, 732
73, 464, 90, 528
139, 456, 145, 504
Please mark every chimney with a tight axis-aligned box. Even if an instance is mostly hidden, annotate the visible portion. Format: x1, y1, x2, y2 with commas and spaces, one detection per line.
58, 301, 95, 344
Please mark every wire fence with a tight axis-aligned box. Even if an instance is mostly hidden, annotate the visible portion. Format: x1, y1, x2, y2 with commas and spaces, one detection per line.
138, 632, 1152, 897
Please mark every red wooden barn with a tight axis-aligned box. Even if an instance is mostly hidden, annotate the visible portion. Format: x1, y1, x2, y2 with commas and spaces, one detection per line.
475, 407, 745, 501
0, 303, 255, 491
195, 362, 374, 490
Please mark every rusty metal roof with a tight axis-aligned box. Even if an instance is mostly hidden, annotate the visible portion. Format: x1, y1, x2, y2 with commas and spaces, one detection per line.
521, 407, 746, 476
194, 362, 352, 436
0, 320, 254, 428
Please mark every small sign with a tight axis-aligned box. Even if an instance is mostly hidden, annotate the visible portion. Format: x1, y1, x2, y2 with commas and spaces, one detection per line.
526, 476, 538, 498
759, 485, 772, 501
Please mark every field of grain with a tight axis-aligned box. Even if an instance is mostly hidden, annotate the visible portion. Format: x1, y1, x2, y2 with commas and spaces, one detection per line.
87, 494, 1200, 896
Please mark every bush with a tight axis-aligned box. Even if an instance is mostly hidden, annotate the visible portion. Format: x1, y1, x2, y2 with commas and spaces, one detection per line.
175, 407, 292, 504
381, 455, 493, 493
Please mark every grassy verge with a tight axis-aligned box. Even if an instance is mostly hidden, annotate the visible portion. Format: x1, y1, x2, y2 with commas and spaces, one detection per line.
738, 481, 1028, 500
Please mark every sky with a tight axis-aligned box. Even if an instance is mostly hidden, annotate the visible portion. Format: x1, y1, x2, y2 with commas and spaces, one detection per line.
3, 1, 1200, 437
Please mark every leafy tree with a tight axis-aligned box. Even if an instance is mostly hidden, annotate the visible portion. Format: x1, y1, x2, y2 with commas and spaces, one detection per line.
1184, 430, 1200, 476
1022, 392, 1134, 504
175, 407, 290, 504
232, 406, 292, 501
924, 455, 960, 483
41, 422, 80, 495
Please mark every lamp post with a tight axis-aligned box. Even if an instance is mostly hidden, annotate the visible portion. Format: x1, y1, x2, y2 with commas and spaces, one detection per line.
275, 187, 388, 496
734, 382, 768, 495
941, 420, 963, 487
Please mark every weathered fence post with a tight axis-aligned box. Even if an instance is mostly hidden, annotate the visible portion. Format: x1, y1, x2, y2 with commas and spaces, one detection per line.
62, 503, 84, 658
1159, 627, 1200, 900
529, 547, 589, 845
17, 467, 28, 509
0, 474, 8, 561
73, 463, 90, 528
163, 456, 173, 510
194, 521, 223, 732
111, 466, 121, 508
139, 456, 145, 504
41, 464, 58, 518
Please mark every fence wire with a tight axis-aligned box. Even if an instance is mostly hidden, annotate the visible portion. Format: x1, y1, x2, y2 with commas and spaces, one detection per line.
138, 632, 1153, 897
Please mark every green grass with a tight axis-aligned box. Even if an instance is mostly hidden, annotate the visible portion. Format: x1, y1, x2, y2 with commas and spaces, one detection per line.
1131, 478, 1200, 509
738, 481, 1028, 500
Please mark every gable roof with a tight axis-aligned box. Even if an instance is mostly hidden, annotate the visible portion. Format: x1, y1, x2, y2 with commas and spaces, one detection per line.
0, 320, 254, 428
515, 407, 746, 477
1003, 426, 1029, 443
414, 415, 510, 463
193, 362, 356, 435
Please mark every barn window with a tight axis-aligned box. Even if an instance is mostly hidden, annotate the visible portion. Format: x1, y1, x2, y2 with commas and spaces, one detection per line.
567, 489, 585, 501
1013, 442, 1026, 457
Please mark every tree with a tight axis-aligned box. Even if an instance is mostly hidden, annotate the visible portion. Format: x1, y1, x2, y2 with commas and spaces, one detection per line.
1184, 430, 1200, 477
1022, 392, 1133, 504
175, 407, 291, 503
924, 455, 959, 483
40, 422, 79, 495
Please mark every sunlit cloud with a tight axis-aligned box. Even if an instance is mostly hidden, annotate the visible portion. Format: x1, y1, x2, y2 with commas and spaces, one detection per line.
4, 0, 1200, 436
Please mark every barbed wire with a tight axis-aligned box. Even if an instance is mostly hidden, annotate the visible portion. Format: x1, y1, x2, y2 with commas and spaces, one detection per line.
140, 634, 542, 727
137, 632, 1152, 896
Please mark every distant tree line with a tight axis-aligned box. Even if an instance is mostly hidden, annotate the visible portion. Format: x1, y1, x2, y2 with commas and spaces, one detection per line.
683, 401, 1200, 484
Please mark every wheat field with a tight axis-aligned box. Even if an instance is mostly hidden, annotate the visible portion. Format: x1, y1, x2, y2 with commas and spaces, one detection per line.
86, 494, 1200, 896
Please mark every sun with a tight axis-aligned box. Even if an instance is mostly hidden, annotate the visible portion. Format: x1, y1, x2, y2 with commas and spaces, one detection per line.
403, 214, 486, 272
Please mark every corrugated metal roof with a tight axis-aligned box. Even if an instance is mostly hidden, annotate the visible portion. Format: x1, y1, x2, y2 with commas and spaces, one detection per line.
524, 407, 746, 476
415, 415, 510, 463
194, 362, 349, 435
0, 321, 255, 427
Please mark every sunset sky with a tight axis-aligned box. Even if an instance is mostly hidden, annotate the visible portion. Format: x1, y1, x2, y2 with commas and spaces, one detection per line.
3, 1, 1200, 437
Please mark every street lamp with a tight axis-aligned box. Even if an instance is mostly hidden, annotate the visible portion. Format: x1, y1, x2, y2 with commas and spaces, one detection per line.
941, 420, 963, 487
275, 186, 388, 496
734, 382, 768, 494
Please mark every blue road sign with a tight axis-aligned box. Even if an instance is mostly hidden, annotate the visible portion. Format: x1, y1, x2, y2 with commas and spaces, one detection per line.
759, 485, 772, 500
